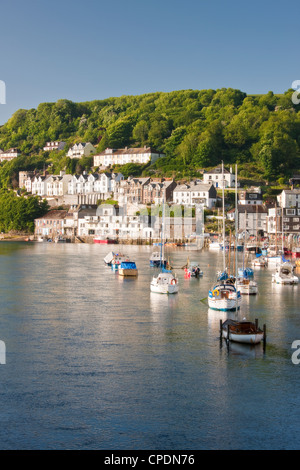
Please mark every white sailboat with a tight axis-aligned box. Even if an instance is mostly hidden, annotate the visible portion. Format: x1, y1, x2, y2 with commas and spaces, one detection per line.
150, 199, 178, 294
208, 163, 241, 311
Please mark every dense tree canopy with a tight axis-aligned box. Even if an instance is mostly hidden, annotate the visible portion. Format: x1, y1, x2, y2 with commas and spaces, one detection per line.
0, 191, 49, 233
0, 88, 299, 183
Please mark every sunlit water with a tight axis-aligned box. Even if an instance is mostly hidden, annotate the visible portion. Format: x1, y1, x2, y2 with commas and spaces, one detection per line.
0, 242, 299, 450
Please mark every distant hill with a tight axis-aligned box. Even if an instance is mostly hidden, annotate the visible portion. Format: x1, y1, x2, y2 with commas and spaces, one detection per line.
0, 87, 299, 186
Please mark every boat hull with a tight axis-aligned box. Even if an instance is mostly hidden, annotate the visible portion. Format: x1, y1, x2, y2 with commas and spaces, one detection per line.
94, 238, 117, 244
222, 330, 264, 344
118, 269, 138, 277
272, 275, 299, 285
150, 283, 178, 294
208, 297, 241, 311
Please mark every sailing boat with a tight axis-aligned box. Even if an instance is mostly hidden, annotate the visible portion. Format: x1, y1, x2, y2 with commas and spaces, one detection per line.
150, 199, 179, 294
208, 163, 241, 311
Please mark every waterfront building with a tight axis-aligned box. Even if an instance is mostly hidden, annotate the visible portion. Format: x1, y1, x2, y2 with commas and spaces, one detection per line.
34, 210, 68, 239
93, 146, 164, 167
114, 177, 176, 205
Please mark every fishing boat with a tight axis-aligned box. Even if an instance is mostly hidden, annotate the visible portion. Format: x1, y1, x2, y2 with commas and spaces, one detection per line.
118, 261, 138, 277
221, 319, 264, 344
272, 262, 299, 285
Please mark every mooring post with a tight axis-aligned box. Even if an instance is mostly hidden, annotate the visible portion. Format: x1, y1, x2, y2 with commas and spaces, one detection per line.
263, 324, 267, 351
220, 320, 223, 340
255, 318, 258, 330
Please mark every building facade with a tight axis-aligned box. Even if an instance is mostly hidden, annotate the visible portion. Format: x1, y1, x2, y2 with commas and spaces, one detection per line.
173, 182, 217, 208
202, 166, 236, 188
67, 142, 96, 159
93, 146, 164, 167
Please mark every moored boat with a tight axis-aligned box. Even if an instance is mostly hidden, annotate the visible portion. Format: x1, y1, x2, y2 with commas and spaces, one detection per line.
94, 237, 117, 244
272, 262, 299, 285
118, 261, 138, 277
237, 277, 258, 295
150, 250, 167, 267
208, 281, 241, 311
221, 319, 264, 344
150, 270, 179, 294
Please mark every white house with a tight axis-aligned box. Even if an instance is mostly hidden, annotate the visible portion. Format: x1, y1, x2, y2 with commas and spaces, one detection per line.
277, 189, 300, 209
43, 141, 66, 152
202, 166, 236, 188
239, 187, 263, 205
67, 142, 96, 159
237, 205, 268, 236
46, 172, 73, 196
32, 175, 51, 197
0, 148, 20, 162
93, 146, 164, 167
173, 182, 217, 208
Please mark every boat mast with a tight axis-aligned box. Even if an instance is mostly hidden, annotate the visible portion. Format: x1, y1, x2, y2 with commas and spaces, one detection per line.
222, 161, 226, 272
281, 206, 284, 255
161, 196, 165, 269
235, 164, 238, 309
275, 203, 278, 254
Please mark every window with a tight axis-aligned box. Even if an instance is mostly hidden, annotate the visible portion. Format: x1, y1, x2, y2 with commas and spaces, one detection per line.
286, 209, 295, 215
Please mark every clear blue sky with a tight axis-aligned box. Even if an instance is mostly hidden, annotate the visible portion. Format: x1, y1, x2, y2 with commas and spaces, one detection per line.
0, 0, 298, 124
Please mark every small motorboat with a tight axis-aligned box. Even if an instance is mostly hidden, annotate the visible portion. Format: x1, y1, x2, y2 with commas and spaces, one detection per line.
272, 262, 299, 285
221, 319, 264, 344
118, 261, 138, 277
149, 250, 167, 267
185, 261, 203, 278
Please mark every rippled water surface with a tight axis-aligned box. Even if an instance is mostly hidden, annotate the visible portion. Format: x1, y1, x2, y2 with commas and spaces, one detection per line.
0, 242, 299, 449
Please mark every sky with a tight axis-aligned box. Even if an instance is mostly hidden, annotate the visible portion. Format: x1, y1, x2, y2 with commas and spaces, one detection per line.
0, 0, 299, 124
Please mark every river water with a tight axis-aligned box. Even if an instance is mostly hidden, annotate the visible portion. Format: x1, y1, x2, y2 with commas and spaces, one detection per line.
0, 242, 299, 450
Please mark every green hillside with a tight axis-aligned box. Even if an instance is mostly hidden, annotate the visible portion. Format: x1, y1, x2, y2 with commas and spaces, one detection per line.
0, 87, 300, 186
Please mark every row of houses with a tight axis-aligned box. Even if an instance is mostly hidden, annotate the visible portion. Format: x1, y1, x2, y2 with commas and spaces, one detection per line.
20, 170, 221, 208
34, 205, 200, 241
